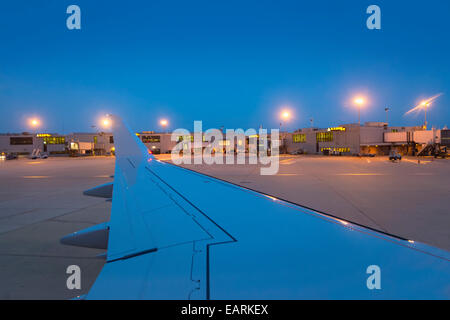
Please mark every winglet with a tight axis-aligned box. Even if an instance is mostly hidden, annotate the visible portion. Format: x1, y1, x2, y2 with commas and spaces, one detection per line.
107, 114, 154, 162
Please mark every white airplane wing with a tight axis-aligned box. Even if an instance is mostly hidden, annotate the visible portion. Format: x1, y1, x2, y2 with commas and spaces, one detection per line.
63, 115, 450, 299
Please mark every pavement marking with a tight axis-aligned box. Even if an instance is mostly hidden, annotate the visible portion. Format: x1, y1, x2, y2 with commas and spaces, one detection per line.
280, 159, 297, 165
22, 176, 51, 179
334, 173, 386, 176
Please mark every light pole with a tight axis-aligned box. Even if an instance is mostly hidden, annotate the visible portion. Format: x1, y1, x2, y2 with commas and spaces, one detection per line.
385, 107, 390, 125
405, 94, 443, 130
160, 119, 168, 132
28, 118, 41, 155
420, 101, 429, 129
280, 111, 290, 154
354, 97, 365, 125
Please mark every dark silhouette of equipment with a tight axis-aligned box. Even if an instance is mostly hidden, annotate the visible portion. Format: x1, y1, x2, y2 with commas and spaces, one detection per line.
417, 142, 448, 158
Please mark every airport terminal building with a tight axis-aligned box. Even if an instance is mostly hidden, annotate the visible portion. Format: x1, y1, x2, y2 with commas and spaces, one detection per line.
284, 122, 448, 156
1, 123, 449, 157
0, 133, 66, 156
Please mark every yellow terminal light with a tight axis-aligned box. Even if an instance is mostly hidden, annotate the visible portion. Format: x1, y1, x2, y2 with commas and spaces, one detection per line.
327, 127, 346, 132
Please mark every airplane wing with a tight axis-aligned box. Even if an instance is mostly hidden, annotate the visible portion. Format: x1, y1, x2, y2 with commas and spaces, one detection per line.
63, 115, 450, 299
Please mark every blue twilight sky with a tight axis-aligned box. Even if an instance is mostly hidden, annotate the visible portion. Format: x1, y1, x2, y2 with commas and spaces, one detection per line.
0, 0, 449, 133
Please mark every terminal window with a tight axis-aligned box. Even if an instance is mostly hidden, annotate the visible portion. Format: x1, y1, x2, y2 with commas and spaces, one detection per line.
178, 135, 209, 142
293, 133, 306, 143
321, 147, 350, 153
316, 132, 333, 142
43, 137, 65, 144
142, 135, 161, 143
177, 135, 195, 142
10, 137, 33, 145
442, 130, 450, 146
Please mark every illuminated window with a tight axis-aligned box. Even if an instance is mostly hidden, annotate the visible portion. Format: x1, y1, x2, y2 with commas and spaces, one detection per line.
142, 135, 161, 143
43, 137, 65, 144
293, 134, 306, 143
320, 147, 350, 153
178, 135, 208, 142
316, 132, 333, 142
327, 127, 346, 132
177, 135, 194, 142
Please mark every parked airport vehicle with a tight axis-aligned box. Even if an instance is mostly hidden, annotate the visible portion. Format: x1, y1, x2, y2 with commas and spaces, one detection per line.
6, 153, 18, 160
30, 149, 48, 159
330, 150, 341, 156
358, 153, 376, 157
290, 149, 304, 155
389, 150, 402, 161
0, 152, 18, 160
433, 146, 448, 159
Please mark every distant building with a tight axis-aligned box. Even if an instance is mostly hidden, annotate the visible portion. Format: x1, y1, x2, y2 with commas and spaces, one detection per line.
0, 123, 448, 157
285, 122, 446, 156
0, 133, 66, 156
66, 132, 114, 155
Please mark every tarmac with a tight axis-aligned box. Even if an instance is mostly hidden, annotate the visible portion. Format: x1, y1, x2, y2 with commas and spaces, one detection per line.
0, 155, 448, 299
